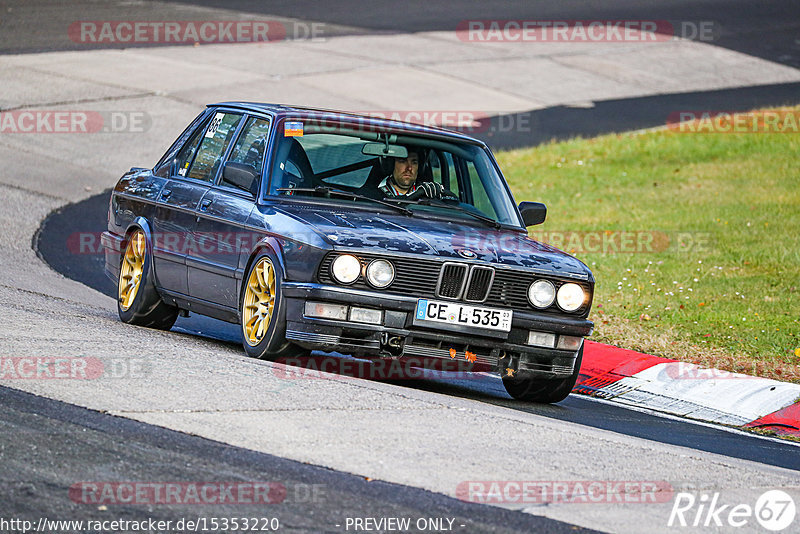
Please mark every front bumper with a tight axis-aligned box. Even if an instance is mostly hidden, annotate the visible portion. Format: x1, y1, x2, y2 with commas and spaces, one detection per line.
283, 282, 592, 378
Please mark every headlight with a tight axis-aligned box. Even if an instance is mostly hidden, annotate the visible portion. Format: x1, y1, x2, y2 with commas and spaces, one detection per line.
557, 283, 585, 312
331, 254, 361, 284
365, 259, 395, 288
528, 279, 556, 308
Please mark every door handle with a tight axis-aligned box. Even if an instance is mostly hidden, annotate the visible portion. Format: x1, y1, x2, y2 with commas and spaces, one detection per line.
160, 189, 172, 200
197, 198, 212, 222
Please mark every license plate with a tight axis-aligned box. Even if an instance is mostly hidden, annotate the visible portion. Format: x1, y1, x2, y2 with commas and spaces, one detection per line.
414, 299, 513, 332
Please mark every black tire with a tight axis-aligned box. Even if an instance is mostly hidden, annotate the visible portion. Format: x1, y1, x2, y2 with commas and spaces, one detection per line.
502, 345, 584, 403
117, 229, 178, 330
240, 252, 300, 360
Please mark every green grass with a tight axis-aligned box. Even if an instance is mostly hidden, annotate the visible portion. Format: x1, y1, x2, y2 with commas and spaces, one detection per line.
496, 109, 800, 381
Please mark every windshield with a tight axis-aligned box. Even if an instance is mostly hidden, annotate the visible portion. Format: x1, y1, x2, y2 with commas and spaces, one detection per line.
268, 121, 521, 227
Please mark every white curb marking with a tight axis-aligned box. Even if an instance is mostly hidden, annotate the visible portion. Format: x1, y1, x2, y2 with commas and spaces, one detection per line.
588, 362, 800, 426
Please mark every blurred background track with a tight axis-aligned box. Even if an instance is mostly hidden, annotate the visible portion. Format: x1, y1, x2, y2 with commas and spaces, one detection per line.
1, 0, 799, 69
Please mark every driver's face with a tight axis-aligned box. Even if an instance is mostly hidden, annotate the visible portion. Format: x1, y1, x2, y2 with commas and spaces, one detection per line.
392, 152, 419, 189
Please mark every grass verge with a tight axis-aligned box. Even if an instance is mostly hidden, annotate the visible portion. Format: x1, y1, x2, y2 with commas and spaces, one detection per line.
497, 107, 800, 382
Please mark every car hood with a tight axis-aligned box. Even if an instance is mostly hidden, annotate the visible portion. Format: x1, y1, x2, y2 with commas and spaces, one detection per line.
272, 203, 592, 280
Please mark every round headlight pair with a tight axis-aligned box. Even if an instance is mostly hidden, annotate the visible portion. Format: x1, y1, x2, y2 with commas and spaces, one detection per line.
528, 279, 586, 312
331, 255, 394, 288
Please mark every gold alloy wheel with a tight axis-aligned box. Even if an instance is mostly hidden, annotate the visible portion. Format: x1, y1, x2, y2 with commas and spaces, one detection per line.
242, 257, 276, 346
118, 230, 145, 311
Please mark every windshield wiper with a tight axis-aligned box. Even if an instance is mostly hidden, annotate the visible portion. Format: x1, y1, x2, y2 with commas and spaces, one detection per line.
276, 186, 413, 216
395, 197, 502, 229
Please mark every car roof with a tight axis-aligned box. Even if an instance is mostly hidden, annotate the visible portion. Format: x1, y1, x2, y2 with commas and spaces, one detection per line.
209, 102, 486, 145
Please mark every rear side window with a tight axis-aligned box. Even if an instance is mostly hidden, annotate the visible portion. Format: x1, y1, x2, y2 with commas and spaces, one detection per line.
154, 109, 212, 177
222, 117, 271, 187
174, 125, 205, 177
185, 112, 243, 183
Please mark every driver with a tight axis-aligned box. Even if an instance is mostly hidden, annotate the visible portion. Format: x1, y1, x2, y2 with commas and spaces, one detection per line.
377, 146, 446, 199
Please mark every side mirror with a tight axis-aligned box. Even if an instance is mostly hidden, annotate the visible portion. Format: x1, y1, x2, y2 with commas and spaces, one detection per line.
518, 201, 547, 227
223, 162, 259, 197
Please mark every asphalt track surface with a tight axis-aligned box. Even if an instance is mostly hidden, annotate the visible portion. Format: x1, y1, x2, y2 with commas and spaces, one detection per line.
36, 191, 800, 474
0, 385, 599, 534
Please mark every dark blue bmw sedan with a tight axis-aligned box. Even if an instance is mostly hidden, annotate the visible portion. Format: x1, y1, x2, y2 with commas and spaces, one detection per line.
102, 103, 594, 402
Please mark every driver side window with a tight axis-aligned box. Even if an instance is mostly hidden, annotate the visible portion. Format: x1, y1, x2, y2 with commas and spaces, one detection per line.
430, 150, 460, 197
222, 116, 270, 190
466, 160, 498, 218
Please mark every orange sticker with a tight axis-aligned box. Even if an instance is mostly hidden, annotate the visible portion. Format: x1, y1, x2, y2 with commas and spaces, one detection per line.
284, 121, 304, 137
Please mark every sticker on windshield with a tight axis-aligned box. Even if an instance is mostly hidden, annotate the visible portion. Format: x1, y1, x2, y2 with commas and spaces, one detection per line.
205, 113, 225, 138
284, 121, 304, 137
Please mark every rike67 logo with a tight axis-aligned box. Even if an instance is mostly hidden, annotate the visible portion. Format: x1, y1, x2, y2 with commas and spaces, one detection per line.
669, 490, 796, 531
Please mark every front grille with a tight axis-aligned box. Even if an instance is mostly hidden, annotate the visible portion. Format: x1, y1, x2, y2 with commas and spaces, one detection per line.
404, 343, 496, 366
437, 263, 468, 298
487, 269, 531, 309
464, 266, 494, 302
316, 253, 591, 315
285, 330, 341, 345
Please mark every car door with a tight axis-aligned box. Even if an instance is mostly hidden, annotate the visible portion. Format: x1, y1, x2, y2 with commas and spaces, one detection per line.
150, 114, 213, 295
177, 112, 263, 309
189, 115, 271, 309
154, 110, 244, 297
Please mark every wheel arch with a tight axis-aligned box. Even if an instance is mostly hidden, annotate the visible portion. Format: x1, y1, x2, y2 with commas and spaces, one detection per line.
122, 216, 153, 251
238, 236, 287, 316
121, 217, 164, 291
